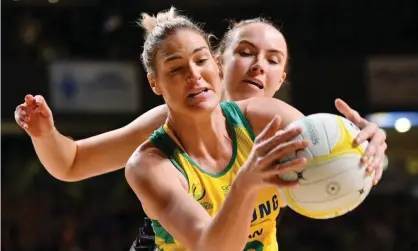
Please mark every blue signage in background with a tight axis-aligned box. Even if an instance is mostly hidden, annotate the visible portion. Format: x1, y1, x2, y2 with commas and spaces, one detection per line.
49, 61, 141, 114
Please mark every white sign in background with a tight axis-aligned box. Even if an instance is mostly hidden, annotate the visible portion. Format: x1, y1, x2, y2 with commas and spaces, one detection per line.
49, 61, 140, 113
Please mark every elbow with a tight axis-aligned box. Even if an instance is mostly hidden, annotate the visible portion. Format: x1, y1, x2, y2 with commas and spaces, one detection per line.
46, 158, 83, 182
54, 174, 82, 182
50, 166, 82, 183
44, 142, 81, 182
47, 168, 83, 182
53, 143, 87, 182
43, 169, 79, 182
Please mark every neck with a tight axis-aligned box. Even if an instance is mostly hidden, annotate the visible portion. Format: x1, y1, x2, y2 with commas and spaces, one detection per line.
166, 106, 231, 164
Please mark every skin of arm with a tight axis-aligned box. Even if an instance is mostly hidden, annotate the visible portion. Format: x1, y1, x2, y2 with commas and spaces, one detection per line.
125, 141, 260, 251
125, 99, 305, 251
33, 105, 168, 182
237, 97, 305, 134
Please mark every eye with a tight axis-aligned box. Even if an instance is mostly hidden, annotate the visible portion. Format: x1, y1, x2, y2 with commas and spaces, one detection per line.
170, 67, 182, 73
239, 52, 252, 57
238, 48, 253, 57
196, 58, 208, 65
267, 55, 281, 65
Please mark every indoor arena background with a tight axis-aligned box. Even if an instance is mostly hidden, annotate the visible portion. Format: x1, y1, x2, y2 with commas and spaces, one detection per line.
1, 0, 418, 251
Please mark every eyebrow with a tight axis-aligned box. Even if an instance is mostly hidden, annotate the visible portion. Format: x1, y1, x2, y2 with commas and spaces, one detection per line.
163, 46, 209, 63
237, 40, 285, 57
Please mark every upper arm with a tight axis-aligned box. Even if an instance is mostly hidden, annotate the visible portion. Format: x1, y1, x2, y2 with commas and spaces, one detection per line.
69, 105, 168, 180
237, 97, 304, 136
125, 143, 211, 250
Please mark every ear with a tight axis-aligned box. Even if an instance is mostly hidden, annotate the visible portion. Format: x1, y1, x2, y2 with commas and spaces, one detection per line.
215, 55, 224, 79
274, 71, 287, 92
147, 73, 162, 95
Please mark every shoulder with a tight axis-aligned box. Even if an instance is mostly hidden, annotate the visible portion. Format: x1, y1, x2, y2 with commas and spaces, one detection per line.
125, 140, 187, 190
125, 140, 169, 179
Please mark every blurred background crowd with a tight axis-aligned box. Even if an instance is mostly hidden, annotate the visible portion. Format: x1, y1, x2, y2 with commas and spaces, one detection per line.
2, 0, 418, 250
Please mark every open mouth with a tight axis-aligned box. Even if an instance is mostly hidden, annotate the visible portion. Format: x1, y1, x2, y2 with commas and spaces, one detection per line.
242, 80, 264, 89
188, 88, 209, 98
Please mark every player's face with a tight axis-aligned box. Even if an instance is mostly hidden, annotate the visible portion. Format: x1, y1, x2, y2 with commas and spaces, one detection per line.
220, 23, 287, 101
150, 29, 222, 115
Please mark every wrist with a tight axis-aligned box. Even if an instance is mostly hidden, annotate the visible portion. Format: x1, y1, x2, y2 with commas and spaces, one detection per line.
31, 126, 58, 141
232, 170, 261, 197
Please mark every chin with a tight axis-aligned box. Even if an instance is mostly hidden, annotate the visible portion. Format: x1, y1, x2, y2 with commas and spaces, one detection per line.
236, 91, 264, 101
191, 99, 218, 110
187, 96, 220, 113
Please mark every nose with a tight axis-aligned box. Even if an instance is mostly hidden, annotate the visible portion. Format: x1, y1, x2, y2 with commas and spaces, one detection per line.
187, 65, 202, 83
250, 56, 265, 75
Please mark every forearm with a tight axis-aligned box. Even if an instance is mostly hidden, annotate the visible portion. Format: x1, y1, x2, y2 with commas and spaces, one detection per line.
240, 98, 304, 136
31, 127, 77, 181
196, 178, 259, 251
30, 105, 168, 182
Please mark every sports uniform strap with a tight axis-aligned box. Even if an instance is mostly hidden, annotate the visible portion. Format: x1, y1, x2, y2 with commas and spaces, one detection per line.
150, 127, 177, 158
149, 127, 188, 185
220, 101, 256, 140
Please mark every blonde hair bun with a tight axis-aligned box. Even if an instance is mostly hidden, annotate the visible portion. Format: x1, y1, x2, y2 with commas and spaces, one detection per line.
139, 7, 177, 34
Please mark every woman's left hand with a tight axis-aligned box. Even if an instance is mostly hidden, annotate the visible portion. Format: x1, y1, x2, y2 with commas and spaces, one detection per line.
335, 98, 387, 185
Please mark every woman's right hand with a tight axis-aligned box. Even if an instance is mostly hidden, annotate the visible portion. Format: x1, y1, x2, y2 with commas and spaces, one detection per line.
14, 95, 55, 138
238, 116, 309, 191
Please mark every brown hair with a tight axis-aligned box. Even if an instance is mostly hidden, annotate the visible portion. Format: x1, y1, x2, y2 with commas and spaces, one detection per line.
138, 7, 213, 76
